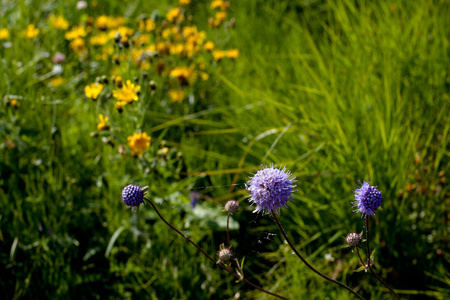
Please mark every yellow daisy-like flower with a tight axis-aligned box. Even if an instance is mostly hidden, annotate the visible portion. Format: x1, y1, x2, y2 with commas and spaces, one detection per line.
127, 132, 151, 157
226, 49, 239, 59
169, 89, 185, 102
166, 7, 182, 22
85, 82, 104, 99
10, 99, 18, 107
50, 15, 69, 30
0, 28, 10, 40
212, 50, 225, 61
112, 80, 141, 103
203, 41, 214, 51
170, 66, 196, 85
25, 24, 39, 39
70, 37, 86, 54
65, 26, 87, 40
97, 114, 109, 130
90, 33, 109, 46
179, 0, 191, 5
50, 76, 64, 87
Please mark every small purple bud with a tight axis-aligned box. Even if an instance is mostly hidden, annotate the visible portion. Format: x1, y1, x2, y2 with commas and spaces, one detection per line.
122, 184, 144, 207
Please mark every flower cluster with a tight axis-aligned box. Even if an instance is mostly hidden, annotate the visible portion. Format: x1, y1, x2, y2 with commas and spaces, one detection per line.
352, 180, 382, 217
246, 165, 297, 213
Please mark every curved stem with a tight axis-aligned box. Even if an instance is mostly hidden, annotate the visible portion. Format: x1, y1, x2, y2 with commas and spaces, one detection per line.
144, 197, 287, 300
226, 212, 231, 246
355, 247, 367, 271
365, 217, 400, 299
226, 212, 244, 279
271, 211, 365, 300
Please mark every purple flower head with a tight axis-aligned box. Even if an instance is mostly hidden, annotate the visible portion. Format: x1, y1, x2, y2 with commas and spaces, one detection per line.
352, 180, 382, 217
246, 164, 296, 213
122, 184, 144, 207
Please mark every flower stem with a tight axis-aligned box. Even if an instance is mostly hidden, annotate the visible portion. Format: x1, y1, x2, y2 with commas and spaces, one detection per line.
365, 217, 400, 299
271, 210, 365, 300
226, 212, 244, 279
144, 197, 287, 300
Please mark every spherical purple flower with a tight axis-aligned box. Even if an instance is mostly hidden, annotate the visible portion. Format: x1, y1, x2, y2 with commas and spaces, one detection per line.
122, 184, 144, 207
246, 165, 296, 213
352, 180, 382, 217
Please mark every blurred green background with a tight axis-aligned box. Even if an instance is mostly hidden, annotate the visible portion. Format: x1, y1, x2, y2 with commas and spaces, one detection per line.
1, 0, 449, 299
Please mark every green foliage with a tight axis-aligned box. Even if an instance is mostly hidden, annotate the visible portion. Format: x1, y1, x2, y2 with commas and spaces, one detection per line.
1, 0, 449, 299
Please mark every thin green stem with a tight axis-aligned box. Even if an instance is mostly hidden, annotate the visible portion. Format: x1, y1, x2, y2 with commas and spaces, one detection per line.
144, 197, 287, 300
365, 217, 400, 299
271, 211, 365, 300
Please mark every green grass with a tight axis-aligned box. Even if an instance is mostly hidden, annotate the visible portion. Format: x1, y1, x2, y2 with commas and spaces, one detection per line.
1, 0, 449, 299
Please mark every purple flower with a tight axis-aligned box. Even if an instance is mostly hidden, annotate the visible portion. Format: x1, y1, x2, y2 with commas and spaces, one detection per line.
246, 165, 296, 213
189, 191, 200, 208
352, 180, 382, 217
122, 184, 144, 207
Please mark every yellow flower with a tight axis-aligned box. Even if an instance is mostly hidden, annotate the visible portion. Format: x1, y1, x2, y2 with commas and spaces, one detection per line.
115, 100, 127, 111
139, 19, 156, 32
179, 0, 191, 5
169, 89, 185, 102
166, 7, 182, 22
211, 0, 229, 10
112, 80, 140, 103
50, 15, 69, 30
226, 49, 239, 59
203, 41, 214, 51
215, 11, 227, 22
211, 0, 224, 9
90, 33, 109, 46
50, 76, 64, 87
212, 50, 225, 61
25, 24, 39, 39
170, 66, 196, 85
10, 99, 18, 107
65, 26, 86, 40
95, 15, 110, 30
97, 114, 109, 130
0, 28, 10, 40
127, 132, 151, 156
85, 82, 104, 99
70, 37, 86, 54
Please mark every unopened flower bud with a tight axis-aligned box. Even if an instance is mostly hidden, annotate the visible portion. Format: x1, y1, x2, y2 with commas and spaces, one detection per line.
346, 232, 362, 248
217, 247, 233, 264
224, 200, 239, 214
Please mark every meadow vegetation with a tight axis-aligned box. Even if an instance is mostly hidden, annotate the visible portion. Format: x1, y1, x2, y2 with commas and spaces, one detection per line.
0, 0, 449, 299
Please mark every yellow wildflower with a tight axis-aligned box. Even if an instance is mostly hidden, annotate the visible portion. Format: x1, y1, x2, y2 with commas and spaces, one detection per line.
25, 24, 39, 39
50, 76, 64, 87
65, 26, 86, 40
166, 7, 182, 22
211, 0, 229, 10
95, 15, 110, 30
203, 41, 214, 51
90, 33, 109, 46
226, 49, 239, 59
127, 132, 151, 157
97, 114, 109, 130
85, 82, 104, 99
115, 100, 127, 111
212, 50, 225, 61
139, 19, 156, 32
10, 99, 18, 107
215, 12, 227, 22
112, 80, 140, 103
0, 28, 10, 40
50, 15, 69, 30
170, 66, 196, 85
169, 89, 185, 102
69, 37, 86, 54
179, 0, 191, 5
